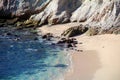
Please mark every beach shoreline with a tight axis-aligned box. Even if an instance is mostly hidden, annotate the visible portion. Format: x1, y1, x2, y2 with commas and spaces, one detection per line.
37, 23, 120, 80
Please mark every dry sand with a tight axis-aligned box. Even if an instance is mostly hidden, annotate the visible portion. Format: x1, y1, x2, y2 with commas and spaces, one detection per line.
37, 23, 120, 80
38, 22, 81, 36
65, 34, 120, 80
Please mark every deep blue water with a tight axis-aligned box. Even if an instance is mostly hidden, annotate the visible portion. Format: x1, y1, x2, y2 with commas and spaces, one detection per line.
0, 35, 69, 80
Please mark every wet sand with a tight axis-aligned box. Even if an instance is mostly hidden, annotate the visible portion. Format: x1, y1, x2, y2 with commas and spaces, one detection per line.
65, 50, 100, 80
37, 23, 120, 80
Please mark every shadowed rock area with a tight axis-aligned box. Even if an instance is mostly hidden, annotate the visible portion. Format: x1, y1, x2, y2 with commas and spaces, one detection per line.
0, 0, 49, 19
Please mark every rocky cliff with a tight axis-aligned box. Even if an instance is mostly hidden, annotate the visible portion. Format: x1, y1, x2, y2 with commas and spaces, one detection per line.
29, 0, 120, 29
29, 0, 82, 25
0, 0, 49, 19
71, 0, 120, 29
0, 0, 120, 30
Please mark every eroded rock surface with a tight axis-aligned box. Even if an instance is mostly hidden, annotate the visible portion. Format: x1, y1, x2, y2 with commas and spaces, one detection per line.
0, 0, 50, 19
71, 0, 120, 29
29, 0, 82, 25
0, 0, 120, 31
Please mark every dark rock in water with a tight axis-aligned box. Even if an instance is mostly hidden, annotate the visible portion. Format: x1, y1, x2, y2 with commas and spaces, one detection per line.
34, 37, 38, 40
51, 43, 56, 45
72, 43, 77, 47
6, 33, 11, 35
42, 35, 47, 39
57, 39, 66, 44
66, 38, 74, 43
57, 37, 78, 48
57, 41, 63, 44
14, 34, 20, 37
73, 41, 78, 44
0, 23, 39, 43
42, 33, 53, 40
67, 43, 73, 48
6, 32, 12, 36
14, 38, 20, 41
46, 37, 51, 41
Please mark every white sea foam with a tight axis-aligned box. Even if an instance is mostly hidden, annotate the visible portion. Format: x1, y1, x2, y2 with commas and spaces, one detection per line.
60, 49, 74, 80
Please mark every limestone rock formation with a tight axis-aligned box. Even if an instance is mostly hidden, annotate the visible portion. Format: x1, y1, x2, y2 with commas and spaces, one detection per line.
0, 0, 49, 19
71, 0, 120, 29
0, 0, 120, 31
29, 0, 82, 25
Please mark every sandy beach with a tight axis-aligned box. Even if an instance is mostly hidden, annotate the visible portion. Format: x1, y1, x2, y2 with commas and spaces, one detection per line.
1, 0, 120, 80
65, 34, 120, 80
37, 23, 120, 80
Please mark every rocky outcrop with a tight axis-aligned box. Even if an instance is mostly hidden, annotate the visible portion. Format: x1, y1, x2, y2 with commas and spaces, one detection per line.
29, 0, 82, 25
0, 0, 50, 19
28, 0, 120, 30
71, 0, 120, 29
61, 24, 88, 37
0, 0, 120, 31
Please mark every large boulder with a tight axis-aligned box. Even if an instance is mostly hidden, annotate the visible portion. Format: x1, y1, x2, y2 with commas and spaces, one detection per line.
61, 24, 88, 37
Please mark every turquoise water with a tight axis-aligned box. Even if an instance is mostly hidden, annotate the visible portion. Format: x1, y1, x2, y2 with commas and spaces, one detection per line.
0, 35, 69, 80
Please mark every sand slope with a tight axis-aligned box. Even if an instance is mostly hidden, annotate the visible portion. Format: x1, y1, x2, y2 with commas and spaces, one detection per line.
65, 34, 120, 80
37, 23, 120, 80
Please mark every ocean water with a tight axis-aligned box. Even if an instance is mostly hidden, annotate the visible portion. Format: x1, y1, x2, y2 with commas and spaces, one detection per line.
0, 34, 69, 80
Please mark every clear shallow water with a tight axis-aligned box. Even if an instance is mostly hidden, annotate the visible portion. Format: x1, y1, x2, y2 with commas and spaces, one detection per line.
0, 35, 69, 80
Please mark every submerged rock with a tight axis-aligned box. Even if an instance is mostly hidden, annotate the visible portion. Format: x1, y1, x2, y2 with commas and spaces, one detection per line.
57, 38, 78, 48
42, 33, 53, 40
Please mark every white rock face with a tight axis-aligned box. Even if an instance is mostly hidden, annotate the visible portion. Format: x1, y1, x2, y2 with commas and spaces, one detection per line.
71, 0, 120, 28
0, 0, 49, 18
0, 0, 119, 29
30, 0, 82, 25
